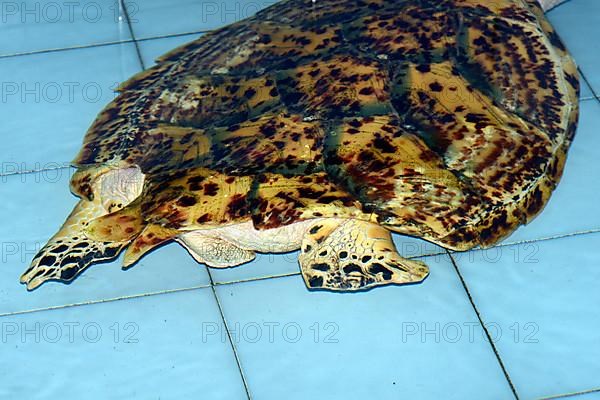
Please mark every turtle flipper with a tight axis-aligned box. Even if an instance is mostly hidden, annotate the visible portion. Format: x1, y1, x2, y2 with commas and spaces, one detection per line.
123, 224, 179, 267
177, 231, 256, 268
84, 203, 179, 268
21, 167, 144, 290
299, 219, 429, 291
82, 201, 166, 268
20, 199, 128, 290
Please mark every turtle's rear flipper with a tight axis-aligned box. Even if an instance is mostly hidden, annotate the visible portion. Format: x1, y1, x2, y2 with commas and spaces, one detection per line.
177, 231, 256, 268
20, 199, 129, 290
299, 219, 429, 291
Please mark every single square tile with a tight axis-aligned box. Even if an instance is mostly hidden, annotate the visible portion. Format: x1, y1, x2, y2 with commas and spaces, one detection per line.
502, 99, 600, 244
0, 288, 248, 399
0, 171, 211, 315
0, 43, 141, 174
125, 0, 273, 40
215, 254, 515, 400
547, 0, 600, 95
138, 33, 202, 67
0, 0, 132, 56
454, 233, 600, 399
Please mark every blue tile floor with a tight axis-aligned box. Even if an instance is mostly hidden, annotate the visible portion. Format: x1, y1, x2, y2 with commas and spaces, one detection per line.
1, 1, 599, 399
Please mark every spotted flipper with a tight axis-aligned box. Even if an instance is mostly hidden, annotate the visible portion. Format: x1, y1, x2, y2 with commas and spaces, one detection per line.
299, 219, 429, 291
177, 231, 256, 268
20, 199, 128, 290
82, 202, 176, 268
21, 167, 144, 290
123, 224, 179, 267
84, 200, 144, 243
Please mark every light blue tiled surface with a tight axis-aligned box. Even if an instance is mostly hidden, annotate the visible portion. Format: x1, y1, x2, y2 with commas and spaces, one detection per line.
126, 0, 273, 40
215, 254, 515, 400
1, 1, 599, 399
453, 233, 600, 399
547, 0, 600, 97
0, 288, 247, 399
0, 0, 131, 56
0, 43, 141, 173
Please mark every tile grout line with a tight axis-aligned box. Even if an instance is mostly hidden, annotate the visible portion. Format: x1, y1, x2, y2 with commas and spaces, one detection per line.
0, 40, 133, 60
446, 250, 520, 400
206, 269, 253, 400
0, 30, 211, 60
0, 283, 212, 319
120, 0, 146, 71
580, 95, 597, 101
135, 30, 210, 43
214, 271, 302, 287
538, 387, 600, 400
0, 165, 71, 178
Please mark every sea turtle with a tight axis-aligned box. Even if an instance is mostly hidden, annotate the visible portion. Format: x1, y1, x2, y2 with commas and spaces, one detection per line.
21, 0, 579, 291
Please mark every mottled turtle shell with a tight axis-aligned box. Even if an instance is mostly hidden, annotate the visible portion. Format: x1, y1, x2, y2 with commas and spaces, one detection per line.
72, 0, 579, 251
